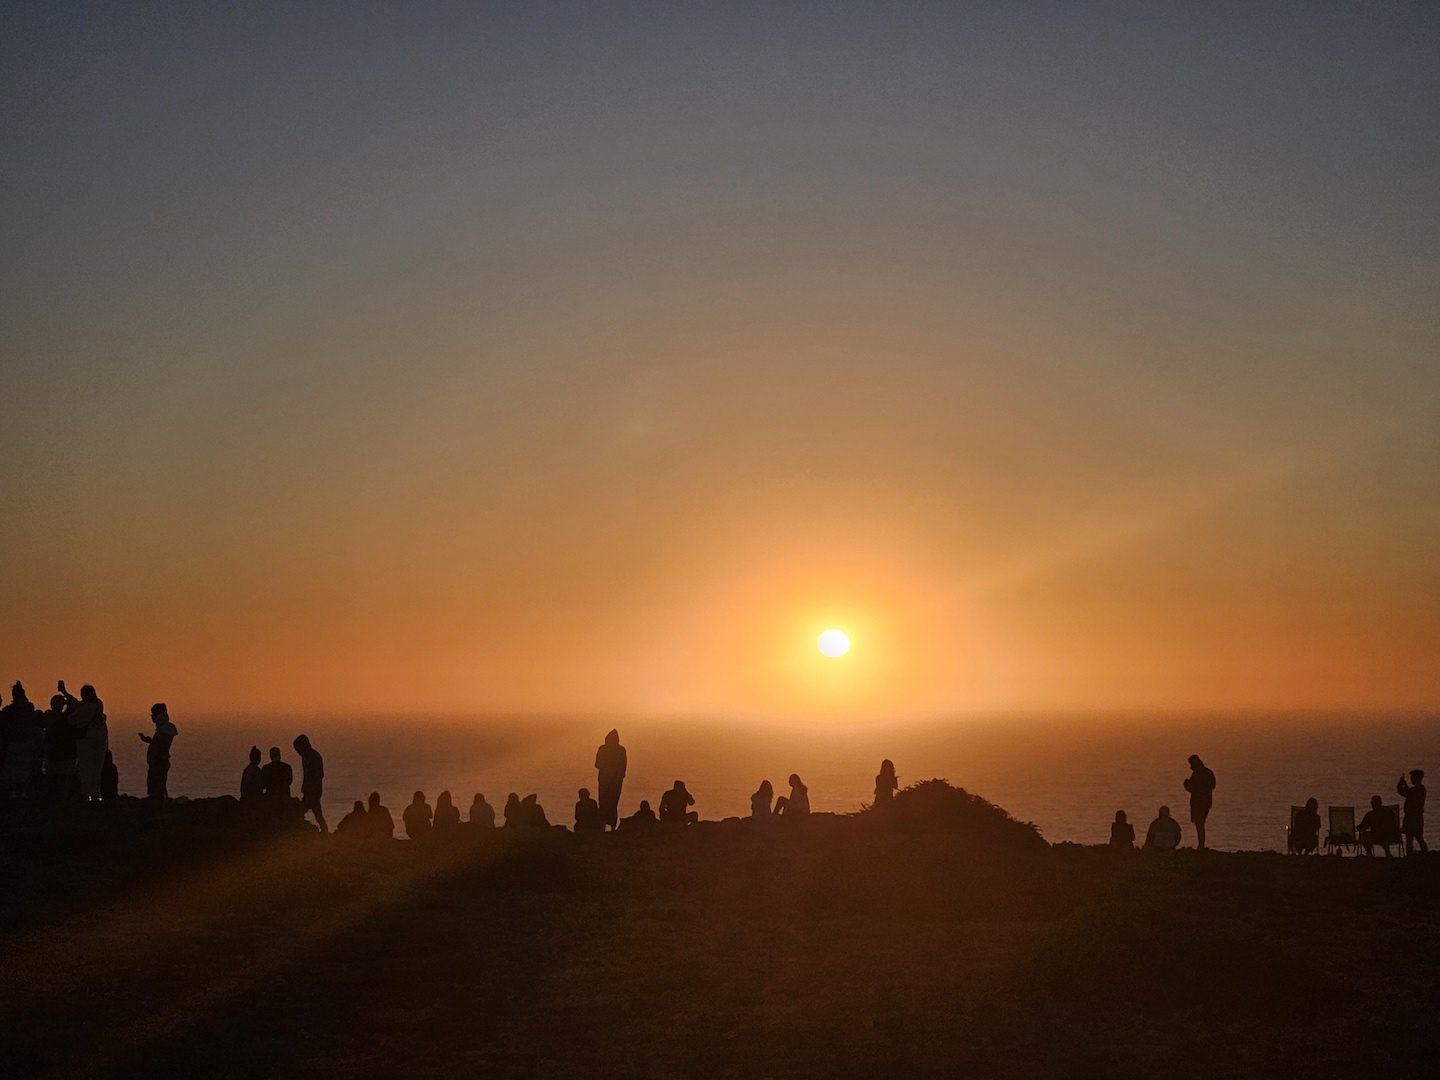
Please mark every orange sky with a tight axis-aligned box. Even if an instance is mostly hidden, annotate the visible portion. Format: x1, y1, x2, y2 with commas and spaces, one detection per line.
3, 6, 1437, 718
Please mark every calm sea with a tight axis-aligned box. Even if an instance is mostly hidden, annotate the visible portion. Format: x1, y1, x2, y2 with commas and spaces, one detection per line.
104, 711, 1439, 852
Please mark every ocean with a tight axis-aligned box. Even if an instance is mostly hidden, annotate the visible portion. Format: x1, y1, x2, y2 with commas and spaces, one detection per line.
103, 711, 1439, 851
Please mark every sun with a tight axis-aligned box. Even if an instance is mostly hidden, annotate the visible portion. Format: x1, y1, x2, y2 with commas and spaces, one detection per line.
817, 628, 851, 658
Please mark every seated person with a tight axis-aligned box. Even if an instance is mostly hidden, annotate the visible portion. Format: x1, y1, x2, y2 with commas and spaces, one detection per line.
403, 791, 433, 839
521, 793, 549, 828
1143, 805, 1182, 851
620, 799, 658, 832
574, 787, 603, 832
367, 792, 394, 839
1291, 798, 1321, 854
659, 780, 698, 824
774, 773, 810, 818
1358, 794, 1399, 857
1109, 810, 1135, 848
750, 780, 774, 820
433, 790, 461, 834
469, 792, 496, 829
336, 800, 369, 839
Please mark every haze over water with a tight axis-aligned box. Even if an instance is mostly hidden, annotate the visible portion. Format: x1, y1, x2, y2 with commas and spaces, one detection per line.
105, 711, 1439, 852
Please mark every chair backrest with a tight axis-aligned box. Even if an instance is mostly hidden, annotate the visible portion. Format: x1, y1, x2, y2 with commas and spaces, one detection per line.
1328, 805, 1357, 840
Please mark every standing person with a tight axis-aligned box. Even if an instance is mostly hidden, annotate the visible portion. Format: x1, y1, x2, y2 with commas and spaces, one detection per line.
750, 779, 774, 820
1397, 769, 1427, 855
469, 793, 496, 829
240, 746, 265, 802
594, 728, 628, 831
260, 747, 293, 802
59, 681, 108, 801
292, 734, 328, 834
138, 703, 177, 799
1184, 754, 1217, 850
367, 792, 395, 838
774, 774, 810, 817
874, 759, 899, 808
1, 681, 41, 799
42, 694, 79, 800
659, 780, 697, 825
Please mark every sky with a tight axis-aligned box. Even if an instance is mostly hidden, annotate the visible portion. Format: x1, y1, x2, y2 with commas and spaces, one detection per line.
2, 2, 1438, 718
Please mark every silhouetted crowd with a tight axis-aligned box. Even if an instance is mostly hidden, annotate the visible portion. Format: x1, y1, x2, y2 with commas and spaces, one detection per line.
2, 681, 1429, 857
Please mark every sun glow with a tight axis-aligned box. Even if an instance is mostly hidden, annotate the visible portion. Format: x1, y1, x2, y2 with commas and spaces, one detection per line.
817, 628, 851, 658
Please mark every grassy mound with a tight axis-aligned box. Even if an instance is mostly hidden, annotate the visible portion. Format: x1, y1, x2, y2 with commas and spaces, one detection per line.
865, 778, 1048, 852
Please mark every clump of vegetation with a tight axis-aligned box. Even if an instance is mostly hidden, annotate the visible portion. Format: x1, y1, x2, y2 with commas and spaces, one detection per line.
866, 779, 1048, 852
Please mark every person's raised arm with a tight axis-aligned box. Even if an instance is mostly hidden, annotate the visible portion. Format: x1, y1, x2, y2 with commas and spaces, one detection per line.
57, 680, 77, 706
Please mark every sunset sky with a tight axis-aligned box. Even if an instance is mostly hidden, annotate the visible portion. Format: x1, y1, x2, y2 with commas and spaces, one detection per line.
2, 3, 1437, 717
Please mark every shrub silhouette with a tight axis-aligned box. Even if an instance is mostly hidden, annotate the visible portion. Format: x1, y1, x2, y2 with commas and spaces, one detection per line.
866, 778, 1047, 852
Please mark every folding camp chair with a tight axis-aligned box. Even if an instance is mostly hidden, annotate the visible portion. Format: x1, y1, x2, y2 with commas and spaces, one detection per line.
1286, 806, 1320, 854
1286, 806, 1304, 853
1325, 805, 1357, 855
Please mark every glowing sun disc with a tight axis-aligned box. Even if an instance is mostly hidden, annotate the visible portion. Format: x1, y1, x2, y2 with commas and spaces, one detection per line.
817, 629, 851, 657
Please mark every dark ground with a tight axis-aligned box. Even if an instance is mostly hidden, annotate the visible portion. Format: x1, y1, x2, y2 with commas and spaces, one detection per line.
1, 797, 1437, 1079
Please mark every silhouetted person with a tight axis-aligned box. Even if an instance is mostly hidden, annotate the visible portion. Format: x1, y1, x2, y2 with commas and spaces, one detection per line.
293, 734, 328, 834
750, 779, 773, 820
101, 749, 119, 800
261, 747, 292, 803
503, 792, 522, 829
659, 780, 697, 824
367, 792, 395, 839
336, 800, 368, 839
138, 702, 177, 799
574, 787, 603, 832
1184, 754, 1216, 849
469, 793, 495, 829
60, 680, 108, 800
1109, 810, 1135, 848
434, 790, 461, 835
403, 791, 433, 839
1358, 795, 1397, 857
42, 694, 78, 800
521, 793, 549, 828
775, 773, 810, 817
1, 681, 41, 799
1292, 798, 1321, 854
1397, 769, 1427, 855
1144, 806, 1181, 851
240, 746, 264, 802
875, 759, 899, 808
594, 728, 628, 831
620, 799, 658, 832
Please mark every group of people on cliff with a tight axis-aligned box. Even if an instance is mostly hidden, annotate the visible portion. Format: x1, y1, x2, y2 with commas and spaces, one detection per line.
238, 736, 331, 832
1107, 755, 1427, 856
1107, 754, 1218, 852
0, 679, 138, 802
324, 734, 902, 842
